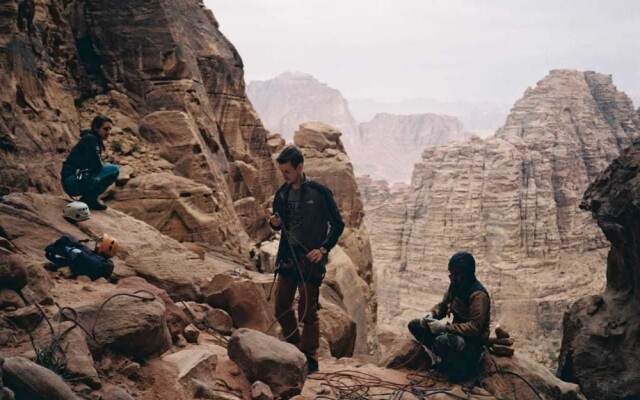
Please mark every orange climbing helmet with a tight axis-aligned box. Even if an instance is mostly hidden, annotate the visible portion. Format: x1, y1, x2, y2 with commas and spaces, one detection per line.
95, 233, 119, 258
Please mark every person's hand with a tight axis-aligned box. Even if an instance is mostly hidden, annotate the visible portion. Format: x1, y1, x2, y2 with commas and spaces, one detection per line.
420, 313, 434, 328
306, 248, 325, 263
269, 213, 281, 227
427, 320, 447, 335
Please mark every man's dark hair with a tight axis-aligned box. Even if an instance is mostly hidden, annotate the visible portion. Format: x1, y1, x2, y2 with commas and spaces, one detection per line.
276, 145, 304, 167
91, 115, 113, 132
448, 251, 476, 277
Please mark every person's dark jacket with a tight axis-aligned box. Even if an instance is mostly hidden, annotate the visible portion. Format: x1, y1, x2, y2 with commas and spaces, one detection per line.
271, 176, 345, 266
61, 130, 104, 180
431, 279, 491, 345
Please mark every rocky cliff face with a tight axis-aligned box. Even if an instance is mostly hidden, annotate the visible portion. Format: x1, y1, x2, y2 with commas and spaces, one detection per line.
558, 139, 640, 399
247, 72, 360, 145
0, 0, 280, 253
360, 70, 640, 367
357, 112, 470, 182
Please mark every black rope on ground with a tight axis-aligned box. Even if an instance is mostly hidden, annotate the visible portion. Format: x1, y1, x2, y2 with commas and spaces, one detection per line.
308, 370, 472, 400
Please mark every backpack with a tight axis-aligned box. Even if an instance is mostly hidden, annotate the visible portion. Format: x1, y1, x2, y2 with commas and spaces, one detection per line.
45, 235, 114, 280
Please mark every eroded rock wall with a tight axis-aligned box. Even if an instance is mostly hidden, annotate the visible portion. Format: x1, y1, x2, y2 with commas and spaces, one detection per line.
558, 139, 640, 399
0, 0, 280, 253
361, 70, 640, 367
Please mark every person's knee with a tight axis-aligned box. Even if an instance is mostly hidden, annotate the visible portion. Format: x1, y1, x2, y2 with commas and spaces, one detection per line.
408, 319, 421, 335
104, 164, 120, 178
435, 333, 465, 353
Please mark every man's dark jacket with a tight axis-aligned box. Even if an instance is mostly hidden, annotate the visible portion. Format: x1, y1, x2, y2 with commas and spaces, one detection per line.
271, 176, 345, 267
60, 130, 104, 180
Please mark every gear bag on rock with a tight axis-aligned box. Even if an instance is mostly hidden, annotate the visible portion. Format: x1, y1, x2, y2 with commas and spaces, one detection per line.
45, 235, 113, 280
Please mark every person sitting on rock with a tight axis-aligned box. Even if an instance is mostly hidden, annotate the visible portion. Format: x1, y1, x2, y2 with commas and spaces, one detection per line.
269, 145, 345, 373
408, 251, 490, 381
61, 115, 119, 210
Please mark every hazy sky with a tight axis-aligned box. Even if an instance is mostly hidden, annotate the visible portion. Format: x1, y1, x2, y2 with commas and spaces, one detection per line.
206, 0, 639, 106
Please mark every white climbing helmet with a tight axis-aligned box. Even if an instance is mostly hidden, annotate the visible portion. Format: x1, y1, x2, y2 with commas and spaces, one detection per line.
63, 201, 91, 222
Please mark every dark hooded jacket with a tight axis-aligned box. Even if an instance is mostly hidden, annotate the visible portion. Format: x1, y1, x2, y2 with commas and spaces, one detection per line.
271, 176, 345, 266
431, 279, 491, 345
60, 130, 104, 179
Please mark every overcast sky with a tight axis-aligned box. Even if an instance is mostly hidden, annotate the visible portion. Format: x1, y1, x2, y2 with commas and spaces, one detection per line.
205, 0, 639, 107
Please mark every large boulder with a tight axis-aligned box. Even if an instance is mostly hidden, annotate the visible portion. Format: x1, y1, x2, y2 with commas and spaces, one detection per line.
558, 140, 640, 399
66, 290, 172, 360
117, 277, 190, 342
202, 274, 273, 333
318, 286, 357, 358
228, 328, 307, 398
323, 246, 373, 354
2, 357, 79, 400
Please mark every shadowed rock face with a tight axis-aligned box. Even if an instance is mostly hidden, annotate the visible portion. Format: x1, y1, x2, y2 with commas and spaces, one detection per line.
0, 0, 279, 252
558, 139, 640, 400
360, 70, 640, 367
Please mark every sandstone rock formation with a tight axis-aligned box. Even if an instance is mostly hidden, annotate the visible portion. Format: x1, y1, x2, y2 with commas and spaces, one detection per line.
0, 193, 239, 301
360, 70, 640, 367
0, 1, 599, 398
292, 122, 377, 355
0, 0, 279, 254
558, 139, 640, 399
356, 112, 470, 182
247, 72, 360, 145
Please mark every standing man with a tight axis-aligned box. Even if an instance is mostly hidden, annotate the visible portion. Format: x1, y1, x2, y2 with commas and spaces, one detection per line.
270, 145, 345, 373
61, 116, 119, 210
408, 251, 491, 381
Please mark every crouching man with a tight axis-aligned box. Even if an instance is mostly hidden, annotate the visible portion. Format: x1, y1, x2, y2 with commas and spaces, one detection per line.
269, 145, 345, 373
61, 115, 119, 210
408, 251, 490, 381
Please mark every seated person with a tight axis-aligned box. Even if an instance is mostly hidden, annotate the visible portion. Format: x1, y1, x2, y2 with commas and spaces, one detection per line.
60, 115, 119, 210
408, 251, 490, 381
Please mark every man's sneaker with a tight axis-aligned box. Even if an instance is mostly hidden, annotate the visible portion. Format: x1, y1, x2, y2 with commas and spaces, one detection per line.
81, 197, 107, 211
306, 354, 319, 373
